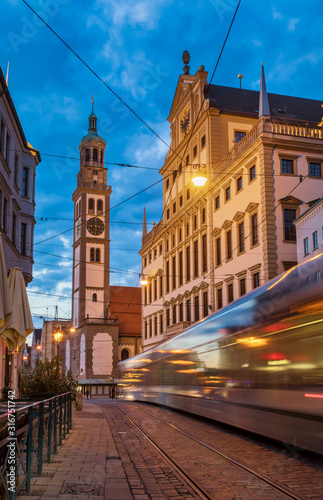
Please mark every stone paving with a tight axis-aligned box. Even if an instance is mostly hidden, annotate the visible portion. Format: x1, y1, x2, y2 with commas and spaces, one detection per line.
18, 399, 133, 500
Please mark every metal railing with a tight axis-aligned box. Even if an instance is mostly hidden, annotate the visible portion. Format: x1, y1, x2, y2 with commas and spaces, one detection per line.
0, 392, 73, 499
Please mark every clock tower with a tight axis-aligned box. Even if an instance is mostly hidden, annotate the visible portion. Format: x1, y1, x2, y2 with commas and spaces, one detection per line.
72, 100, 111, 328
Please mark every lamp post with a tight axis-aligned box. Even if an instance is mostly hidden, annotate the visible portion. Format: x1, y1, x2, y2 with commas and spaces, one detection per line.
53, 325, 63, 360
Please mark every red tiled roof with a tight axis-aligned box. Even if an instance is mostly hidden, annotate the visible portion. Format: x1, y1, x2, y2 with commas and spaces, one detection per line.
110, 286, 141, 336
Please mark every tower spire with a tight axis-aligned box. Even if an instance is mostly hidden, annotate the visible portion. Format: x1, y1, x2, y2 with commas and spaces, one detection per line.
259, 63, 270, 118
88, 96, 97, 133
142, 207, 147, 238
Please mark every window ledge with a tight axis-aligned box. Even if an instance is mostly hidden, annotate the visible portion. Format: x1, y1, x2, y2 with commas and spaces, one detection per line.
283, 240, 297, 244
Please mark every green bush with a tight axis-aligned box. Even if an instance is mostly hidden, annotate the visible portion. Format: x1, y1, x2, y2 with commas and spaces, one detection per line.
19, 357, 78, 399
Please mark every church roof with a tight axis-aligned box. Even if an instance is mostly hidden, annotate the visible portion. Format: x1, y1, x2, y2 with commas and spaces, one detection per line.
206, 84, 323, 123
110, 286, 141, 336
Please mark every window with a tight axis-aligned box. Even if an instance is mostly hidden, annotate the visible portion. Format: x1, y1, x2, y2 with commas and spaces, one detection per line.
237, 176, 242, 192
97, 199, 103, 214
144, 286, 147, 305
186, 246, 190, 281
173, 171, 177, 183
203, 291, 208, 318
179, 228, 182, 242
166, 239, 169, 252
202, 234, 207, 273
159, 244, 163, 255
92, 293, 97, 302
121, 349, 130, 361
186, 188, 190, 200
0, 119, 5, 155
85, 148, 90, 162
160, 313, 163, 334
154, 248, 157, 259
172, 256, 176, 290
166, 261, 170, 293
179, 251, 183, 286
253, 272, 260, 289
154, 316, 158, 336
93, 149, 98, 162
316, 271, 321, 282
172, 305, 176, 324
179, 195, 183, 207
159, 275, 163, 298
179, 302, 183, 322
5, 132, 10, 162
309, 162, 321, 177
217, 288, 223, 309
149, 253, 152, 263
313, 230, 318, 250
303, 237, 309, 256
228, 283, 234, 303
214, 195, 220, 211
235, 131, 246, 143
193, 215, 197, 231
93, 170, 98, 175
186, 299, 191, 322
186, 221, 190, 237
251, 214, 258, 245
3, 199, 7, 233
202, 208, 206, 224
166, 209, 170, 220
20, 222, 27, 255
194, 295, 199, 321
12, 213, 16, 246
249, 165, 256, 181
149, 318, 152, 337
144, 321, 147, 339
283, 209, 296, 241
101, 150, 103, 164
226, 230, 232, 260
281, 159, 294, 174
194, 240, 198, 277
96, 249, 100, 262
14, 154, 19, 185
149, 283, 152, 303
215, 237, 221, 266
172, 234, 175, 248
238, 222, 245, 253
166, 179, 170, 189
193, 145, 197, 157
22, 167, 28, 197
225, 186, 231, 201
88, 198, 94, 214
90, 248, 95, 262
240, 278, 246, 296
173, 202, 176, 214
201, 135, 206, 148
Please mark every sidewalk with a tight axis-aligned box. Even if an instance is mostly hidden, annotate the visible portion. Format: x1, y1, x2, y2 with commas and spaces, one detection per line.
19, 399, 132, 500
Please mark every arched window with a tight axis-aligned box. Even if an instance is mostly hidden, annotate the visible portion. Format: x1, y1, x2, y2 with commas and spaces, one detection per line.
90, 248, 95, 262
96, 249, 100, 262
92, 293, 97, 302
85, 148, 90, 162
93, 148, 98, 162
88, 198, 94, 214
100, 150, 103, 164
97, 199, 103, 214
121, 349, 130, 361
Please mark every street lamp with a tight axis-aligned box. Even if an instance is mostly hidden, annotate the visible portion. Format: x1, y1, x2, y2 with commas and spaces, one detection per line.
53, 325, 63, 358
192, 164, 207, 186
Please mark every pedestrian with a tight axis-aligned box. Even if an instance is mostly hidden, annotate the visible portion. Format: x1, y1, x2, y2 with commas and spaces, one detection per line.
111, 386, 115, 399
86, 389, 89, 399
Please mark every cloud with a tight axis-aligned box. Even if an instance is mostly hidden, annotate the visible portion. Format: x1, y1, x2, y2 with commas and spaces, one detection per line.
271, 7, 283, 20
96, 0, 164, 29
19, 95, 80, 124
287, 18, 299, 32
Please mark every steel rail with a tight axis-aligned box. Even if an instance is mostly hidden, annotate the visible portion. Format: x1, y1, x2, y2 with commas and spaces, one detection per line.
126, 403, 308, 500
101, 404, 213, 500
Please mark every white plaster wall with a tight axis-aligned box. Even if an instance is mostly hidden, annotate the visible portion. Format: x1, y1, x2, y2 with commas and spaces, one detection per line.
80, 334, 86, 374
92, 332, 113, 375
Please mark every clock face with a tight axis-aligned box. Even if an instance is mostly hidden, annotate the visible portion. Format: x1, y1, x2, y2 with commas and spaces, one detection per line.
86, 217, 104, 236
180, 109, 190, 136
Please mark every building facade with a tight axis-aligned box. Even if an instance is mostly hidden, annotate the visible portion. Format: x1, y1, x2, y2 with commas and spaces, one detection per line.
294, 197, 323, 266
0, 66, 40, 391
140, 57, 323, 351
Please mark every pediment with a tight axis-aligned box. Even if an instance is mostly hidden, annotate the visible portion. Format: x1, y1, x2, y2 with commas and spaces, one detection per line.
191, 286, 199, 294
245, 202, 259, 213
167, 74, 195, 122
170, 297, 176, 304
212, 227, 222, 237
233, 211, 245, 222
199, 281, 209, 290
183, 290, 191, 298
278, 195, 303, 206
164, 301, 170, 307
157, 268, 163, 276
176, 294, 183, 301
221, 220, 233, 230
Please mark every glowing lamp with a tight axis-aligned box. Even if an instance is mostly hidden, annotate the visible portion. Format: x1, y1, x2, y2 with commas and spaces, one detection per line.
192, 175, 207, 186
141, 278, 148, 286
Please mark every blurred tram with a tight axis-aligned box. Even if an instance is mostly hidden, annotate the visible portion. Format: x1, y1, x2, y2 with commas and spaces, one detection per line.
119, 254, 323, 454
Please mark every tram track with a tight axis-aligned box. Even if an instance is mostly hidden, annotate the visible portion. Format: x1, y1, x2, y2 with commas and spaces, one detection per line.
111, 402, 311, 500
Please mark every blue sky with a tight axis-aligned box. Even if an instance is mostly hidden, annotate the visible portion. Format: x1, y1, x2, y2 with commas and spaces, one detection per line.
1, 0, 323, 329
